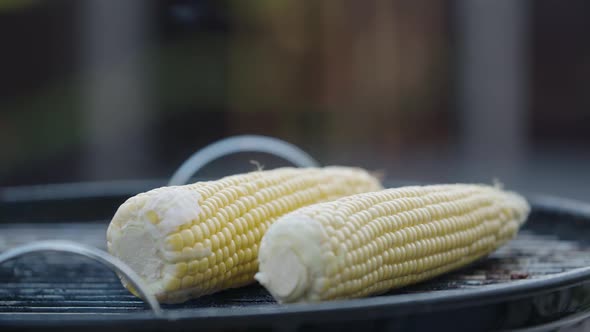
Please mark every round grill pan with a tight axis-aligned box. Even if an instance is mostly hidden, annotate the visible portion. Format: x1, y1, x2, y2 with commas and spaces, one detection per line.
2, 191, 590, 331
2, 137, 590, 331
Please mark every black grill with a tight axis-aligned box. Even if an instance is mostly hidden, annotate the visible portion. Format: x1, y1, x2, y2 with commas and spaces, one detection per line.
2, 226, 590, 315
0, 223, 588, 315
3, 189, 590, 331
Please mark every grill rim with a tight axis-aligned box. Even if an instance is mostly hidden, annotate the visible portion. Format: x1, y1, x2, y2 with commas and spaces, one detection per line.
1, 194, 590, 329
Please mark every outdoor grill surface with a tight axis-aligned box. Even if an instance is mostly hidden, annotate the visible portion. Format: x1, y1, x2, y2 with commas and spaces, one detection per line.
2, 191, 590, 331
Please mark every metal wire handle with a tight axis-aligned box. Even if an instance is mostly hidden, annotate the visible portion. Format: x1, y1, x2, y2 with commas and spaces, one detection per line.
168, 135, 320, 186
0, 240, 163, 318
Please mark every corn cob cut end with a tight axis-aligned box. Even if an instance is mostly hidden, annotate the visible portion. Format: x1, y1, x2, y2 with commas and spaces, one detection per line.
255, 215, 327, 303
107, 186, 204, 302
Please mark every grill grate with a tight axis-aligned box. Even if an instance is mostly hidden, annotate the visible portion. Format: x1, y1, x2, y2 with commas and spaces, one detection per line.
2, 222, 590, 315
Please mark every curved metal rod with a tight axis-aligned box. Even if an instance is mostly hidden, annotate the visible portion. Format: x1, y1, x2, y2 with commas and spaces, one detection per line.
0, 240, 163, 318
168, 135, 320, 186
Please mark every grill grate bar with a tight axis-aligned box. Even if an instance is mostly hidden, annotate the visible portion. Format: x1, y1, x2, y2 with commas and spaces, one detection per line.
1, 283, 126, 289
1, 301, 146, 306
0, 289, 131, 295
0, 295, 139, 300
1, 307, 150, 313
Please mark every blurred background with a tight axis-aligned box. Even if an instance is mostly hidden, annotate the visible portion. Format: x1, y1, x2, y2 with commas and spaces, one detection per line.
0, 0, 589, 200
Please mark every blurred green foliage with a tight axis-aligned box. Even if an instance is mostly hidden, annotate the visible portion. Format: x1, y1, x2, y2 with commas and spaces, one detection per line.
0, 0, 38, 11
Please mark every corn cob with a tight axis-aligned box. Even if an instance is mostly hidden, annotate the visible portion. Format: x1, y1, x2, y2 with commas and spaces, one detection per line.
106, 167, 381, 303
255, 184, 530, 303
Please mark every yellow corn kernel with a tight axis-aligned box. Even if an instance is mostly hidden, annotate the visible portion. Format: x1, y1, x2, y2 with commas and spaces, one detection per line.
198, 258, 209, 273
163, 276, 181, 292
174, 262, 188, 277
181, 276, 195, 289
146, 210, 160, 224
180, 229, 195, 247
165, 234, 183, 251
187, 261, 199, 275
